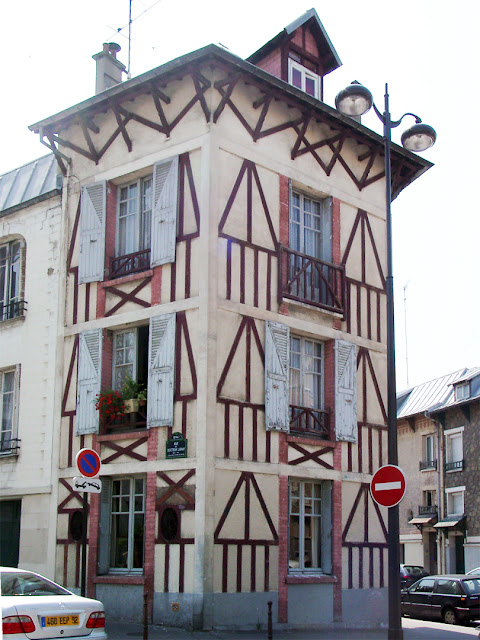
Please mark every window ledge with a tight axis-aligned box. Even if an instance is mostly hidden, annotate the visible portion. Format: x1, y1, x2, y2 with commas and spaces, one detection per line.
102, 270, 153, 288
282, 297, 343, 319
94, 575, 144, 585
286, 434, 335, 448
286, 574, 336, 584
98, 429, 149, 442
0, 315, 26, 329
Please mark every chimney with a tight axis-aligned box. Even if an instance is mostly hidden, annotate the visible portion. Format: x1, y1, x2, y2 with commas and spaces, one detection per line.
92, 43, 126, 94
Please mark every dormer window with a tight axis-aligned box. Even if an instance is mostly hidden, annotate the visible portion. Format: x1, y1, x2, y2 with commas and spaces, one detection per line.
288, 59, 320, 99
455, 381, 470, 402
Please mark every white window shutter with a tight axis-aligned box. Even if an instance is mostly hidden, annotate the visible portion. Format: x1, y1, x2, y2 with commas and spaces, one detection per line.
321, 481, 333, 574
12, 365, 21, 438
147, 313, 176, 427
265, 320, 290, 432
97, 476, 112, 575
76, 329, 103, 435
150, 157, 179, 267
334, 339, 357, 442
79, 181, 106, 284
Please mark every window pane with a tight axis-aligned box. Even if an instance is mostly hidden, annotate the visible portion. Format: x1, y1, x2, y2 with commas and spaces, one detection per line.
289, 480, 327, 573
140, 178, 152, 251
305, 77, 316, 97
292, 67, 302, 89
132, 513, 144, 569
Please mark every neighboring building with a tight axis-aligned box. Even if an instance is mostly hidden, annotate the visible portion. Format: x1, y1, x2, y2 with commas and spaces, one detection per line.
398, 368, 480, 575
26, 10, 431, 630
0, 154, 62, 575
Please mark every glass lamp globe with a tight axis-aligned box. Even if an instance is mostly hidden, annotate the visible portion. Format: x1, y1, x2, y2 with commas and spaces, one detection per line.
401, 123, 436, 152
335, 83, 373, 117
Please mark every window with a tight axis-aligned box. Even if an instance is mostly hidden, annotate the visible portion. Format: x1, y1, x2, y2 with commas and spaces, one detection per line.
437, 579, 461, 595
289, 479, 332, 574
0, 367, 19, 455
284, 190, 342, 312
109, 477, 145, 572
455, 382, 470, 401
117, 176, 152, 257
446, 487, 465, 516
420, 434, 436, 470
412, 578, 435, 593
289, 335, 326, 434
423, 490, 436, 508
445, 427, 464, 472
0, 239, 25, 321
425, 435, 435, 464
288, 59, 319, 98
289, 191, 331, 261
112, 327, 149, 392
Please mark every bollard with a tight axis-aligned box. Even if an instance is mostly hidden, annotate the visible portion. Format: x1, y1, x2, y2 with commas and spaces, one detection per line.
143, 592, 148, 640
267, 600, 272, 640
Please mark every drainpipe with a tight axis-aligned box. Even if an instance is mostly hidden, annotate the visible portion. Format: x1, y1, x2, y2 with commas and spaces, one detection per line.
426, 411, 445, 573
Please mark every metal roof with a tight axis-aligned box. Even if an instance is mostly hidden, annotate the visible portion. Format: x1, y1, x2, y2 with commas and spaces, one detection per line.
397, 367, 480, 419
397, 369, 467, 419
0, 154, 60, 215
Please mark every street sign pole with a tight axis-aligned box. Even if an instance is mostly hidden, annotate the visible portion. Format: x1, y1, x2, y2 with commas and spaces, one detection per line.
81, 491, 88, 597
75, 449, 102, 599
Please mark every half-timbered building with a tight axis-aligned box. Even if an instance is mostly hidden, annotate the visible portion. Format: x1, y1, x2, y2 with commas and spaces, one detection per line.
28, 9, 431, 629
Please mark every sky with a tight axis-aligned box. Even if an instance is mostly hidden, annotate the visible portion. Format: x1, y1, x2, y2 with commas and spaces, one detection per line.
2, 0, 479, 391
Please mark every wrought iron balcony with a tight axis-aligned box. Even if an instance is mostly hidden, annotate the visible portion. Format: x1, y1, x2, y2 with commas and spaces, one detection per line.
110, 249, 151, 279
418, 504, 437, 516
445, 459, 464, 472
419, 459, 437, 471
289, 405, 330, 439
278, 245, 345, 315
102, 404, 148, 434
0, 437, 21, 455
0, 299, 27, 322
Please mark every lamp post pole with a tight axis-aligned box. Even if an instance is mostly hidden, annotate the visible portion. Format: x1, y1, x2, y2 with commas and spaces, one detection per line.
335, 80, 435, 640
382, 83, 403, 640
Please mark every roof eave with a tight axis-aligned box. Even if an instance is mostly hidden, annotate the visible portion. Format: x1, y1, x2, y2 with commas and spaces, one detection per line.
28, 44, 431, 195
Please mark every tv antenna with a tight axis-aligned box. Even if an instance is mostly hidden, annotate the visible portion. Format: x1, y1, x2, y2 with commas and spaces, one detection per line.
127, 0, 132, 79
403, 281, 410, 387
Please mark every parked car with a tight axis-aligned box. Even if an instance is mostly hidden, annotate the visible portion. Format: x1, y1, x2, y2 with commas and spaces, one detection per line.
400, 564, 429, 588
467, 567, 480, 576
1, 567, 107, 638
401, 574, 480, 624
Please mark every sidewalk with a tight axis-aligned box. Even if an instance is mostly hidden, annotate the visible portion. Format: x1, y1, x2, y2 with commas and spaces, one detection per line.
105, 618, 480, 640
105, 622, 389, 639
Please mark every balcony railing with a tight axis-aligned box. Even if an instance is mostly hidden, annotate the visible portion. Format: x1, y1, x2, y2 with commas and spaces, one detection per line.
110, 249, 151, 279
418, 504, 437, 516
0, 299, 27, 322
102, 405, 148, 434
278, 245, 345, 315
419, 459, 437, 471
289, 405, 330, 439
0, 437, 21, 455
445, 459, 464, 472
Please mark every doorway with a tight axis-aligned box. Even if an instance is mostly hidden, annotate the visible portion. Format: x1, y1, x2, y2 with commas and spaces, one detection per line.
0, 500, 21, 566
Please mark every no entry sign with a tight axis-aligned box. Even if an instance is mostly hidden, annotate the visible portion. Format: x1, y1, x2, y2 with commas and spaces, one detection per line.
370, 464, 406, 508
76, 448, 101, 478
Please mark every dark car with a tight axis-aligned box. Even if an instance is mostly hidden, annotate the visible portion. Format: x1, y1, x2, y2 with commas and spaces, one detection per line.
400, 564, 429, 588
401, 574, 480, 624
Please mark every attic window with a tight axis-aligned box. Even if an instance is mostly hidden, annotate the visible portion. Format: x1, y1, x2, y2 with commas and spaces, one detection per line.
288, 59, 319, 99
455, 381, 470, 402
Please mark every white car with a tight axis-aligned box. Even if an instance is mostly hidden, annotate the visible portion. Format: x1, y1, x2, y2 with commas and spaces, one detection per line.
1, 567, 107, 638
467, 567, 480, 576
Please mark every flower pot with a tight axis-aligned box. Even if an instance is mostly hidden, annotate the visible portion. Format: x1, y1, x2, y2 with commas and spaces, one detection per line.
124, 399, 139, 413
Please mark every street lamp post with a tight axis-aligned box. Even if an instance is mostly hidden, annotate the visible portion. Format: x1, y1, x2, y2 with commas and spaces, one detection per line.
335, 82, 436, 640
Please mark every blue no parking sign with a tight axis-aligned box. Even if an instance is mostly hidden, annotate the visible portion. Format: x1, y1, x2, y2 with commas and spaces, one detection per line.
75, 448, 101, 478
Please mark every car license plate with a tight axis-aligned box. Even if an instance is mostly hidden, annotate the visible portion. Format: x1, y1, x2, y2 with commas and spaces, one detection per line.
41, 615, 79, 627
